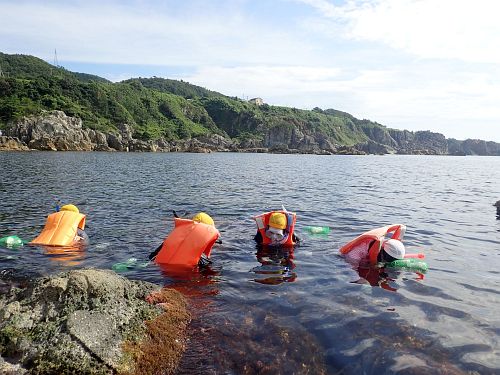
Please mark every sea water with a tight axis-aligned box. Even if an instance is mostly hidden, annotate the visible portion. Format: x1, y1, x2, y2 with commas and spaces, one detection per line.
0, 152, 499, 374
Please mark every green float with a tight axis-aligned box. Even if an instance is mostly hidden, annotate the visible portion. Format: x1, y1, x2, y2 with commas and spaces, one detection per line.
386, 258, 428, 272
112, 258, 150, 272
305, 226, 330, 235
0, 235, 24, 249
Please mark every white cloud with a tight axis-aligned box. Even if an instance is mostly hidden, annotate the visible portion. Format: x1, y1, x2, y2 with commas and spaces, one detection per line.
183, 65, 342, 101
184, 63, 500, 141
1, 0, 499, 141
299, 0, 500, 63
0, 1, 314, 66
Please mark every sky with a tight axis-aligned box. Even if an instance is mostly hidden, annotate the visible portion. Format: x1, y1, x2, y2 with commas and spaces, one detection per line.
1, 0, 500, 142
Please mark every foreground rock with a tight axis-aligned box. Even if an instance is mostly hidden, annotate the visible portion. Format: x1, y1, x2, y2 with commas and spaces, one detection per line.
0, 268, 190, 374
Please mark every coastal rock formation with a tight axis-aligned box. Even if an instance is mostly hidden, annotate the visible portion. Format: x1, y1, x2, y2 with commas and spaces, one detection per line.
2, 110, 500, 155
355, 140, 393, 155
389, 130, 448, 155
448, 138, 500, 156
263, 124, 338, 154
0, 268, 190, 374
5, 111, 111, 151
2, 111, 238, 153
0, 136, 29, 151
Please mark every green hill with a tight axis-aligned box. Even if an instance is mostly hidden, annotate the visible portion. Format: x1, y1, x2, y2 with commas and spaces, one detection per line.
0, 52, 387, 145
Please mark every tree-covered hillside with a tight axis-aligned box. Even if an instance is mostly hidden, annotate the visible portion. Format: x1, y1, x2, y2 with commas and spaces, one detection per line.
0, 52, 419, 150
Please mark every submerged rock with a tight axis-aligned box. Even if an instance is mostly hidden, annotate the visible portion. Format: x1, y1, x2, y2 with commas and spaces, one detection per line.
0, 268, 190, 374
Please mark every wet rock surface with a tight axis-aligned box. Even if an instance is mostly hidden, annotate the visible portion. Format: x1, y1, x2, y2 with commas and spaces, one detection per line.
0, 268, 189, 374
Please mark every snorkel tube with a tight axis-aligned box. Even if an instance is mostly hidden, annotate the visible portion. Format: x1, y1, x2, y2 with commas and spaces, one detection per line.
404, 253, 425, 259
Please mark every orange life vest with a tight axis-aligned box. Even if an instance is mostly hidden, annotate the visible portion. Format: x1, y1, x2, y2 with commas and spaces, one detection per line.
254, 211, 297, 246
30, 211, 86, 247
155, 218, 220, 266
339, 224, 405, 265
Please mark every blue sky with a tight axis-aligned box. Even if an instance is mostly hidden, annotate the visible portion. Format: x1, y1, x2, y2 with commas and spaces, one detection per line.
1, 0, 500, 142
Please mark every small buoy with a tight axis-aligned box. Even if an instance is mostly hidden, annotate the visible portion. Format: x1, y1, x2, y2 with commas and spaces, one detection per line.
305, 226, 330, 235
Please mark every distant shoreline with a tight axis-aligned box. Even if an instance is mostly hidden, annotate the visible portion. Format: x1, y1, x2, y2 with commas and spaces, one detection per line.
1, 110, 499, 156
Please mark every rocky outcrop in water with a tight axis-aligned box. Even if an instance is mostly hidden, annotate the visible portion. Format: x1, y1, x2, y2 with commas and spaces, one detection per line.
0, 268, 190, 374
0, 136, 29, 151
390, 130, 449, 155
448, 138, 500, 156
263, 125, 339, 154
2, 111, 239, 153
5, 111, 111, 151
2, 110, 500, 155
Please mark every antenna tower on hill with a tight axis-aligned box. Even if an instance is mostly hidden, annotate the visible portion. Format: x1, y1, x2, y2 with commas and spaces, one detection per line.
53, 49, 59, 67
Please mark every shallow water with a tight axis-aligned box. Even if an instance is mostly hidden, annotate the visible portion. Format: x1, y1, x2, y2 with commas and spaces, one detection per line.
1, 152, 499, 374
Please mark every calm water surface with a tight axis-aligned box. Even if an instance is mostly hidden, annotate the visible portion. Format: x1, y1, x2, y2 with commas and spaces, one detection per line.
1, 152, 499, 374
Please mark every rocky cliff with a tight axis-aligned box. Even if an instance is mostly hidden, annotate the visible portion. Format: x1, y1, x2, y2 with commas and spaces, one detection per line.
2, 111, 238, 153
1, 110, 499, 155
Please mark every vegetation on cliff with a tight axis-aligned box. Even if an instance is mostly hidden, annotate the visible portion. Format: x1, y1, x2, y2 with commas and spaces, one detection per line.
0, 52, 385, 146
2, 52, 499, 155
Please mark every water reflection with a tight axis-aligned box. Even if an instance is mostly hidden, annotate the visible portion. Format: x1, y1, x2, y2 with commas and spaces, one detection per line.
158, 263, 220, 299
41, 245, 86, 266
352, 265, 425, 291
251, 245, 297, 285
26, 241, 88, 266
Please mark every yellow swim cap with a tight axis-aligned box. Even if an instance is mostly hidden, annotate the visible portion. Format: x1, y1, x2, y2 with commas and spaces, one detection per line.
269, 212, 286, 230
60, 204, 79, 213
192, 212, 215, 226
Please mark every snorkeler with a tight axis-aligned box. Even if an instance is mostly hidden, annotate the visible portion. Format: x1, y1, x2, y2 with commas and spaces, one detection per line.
253, 210, 300, 246
339, 224, 406, 266
149, 211, 221, 267
30, 204, 88, 247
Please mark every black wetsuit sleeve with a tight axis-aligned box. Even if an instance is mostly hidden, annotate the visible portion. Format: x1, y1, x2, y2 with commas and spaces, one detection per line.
148, 243, 163, 260
254, 231, 263, 244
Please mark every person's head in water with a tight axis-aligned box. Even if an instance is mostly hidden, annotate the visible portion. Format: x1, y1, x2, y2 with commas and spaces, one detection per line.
60, 204, 79, 213
266, 212, 287, 243
378, 239, 405, 263
192, 212, 215, 226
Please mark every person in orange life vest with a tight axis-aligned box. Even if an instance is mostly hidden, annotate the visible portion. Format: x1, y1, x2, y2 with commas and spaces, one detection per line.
30, 204, 88, 247
149, 211, 221, 267
254, 211, 299, 246
340, 224, 406, 267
